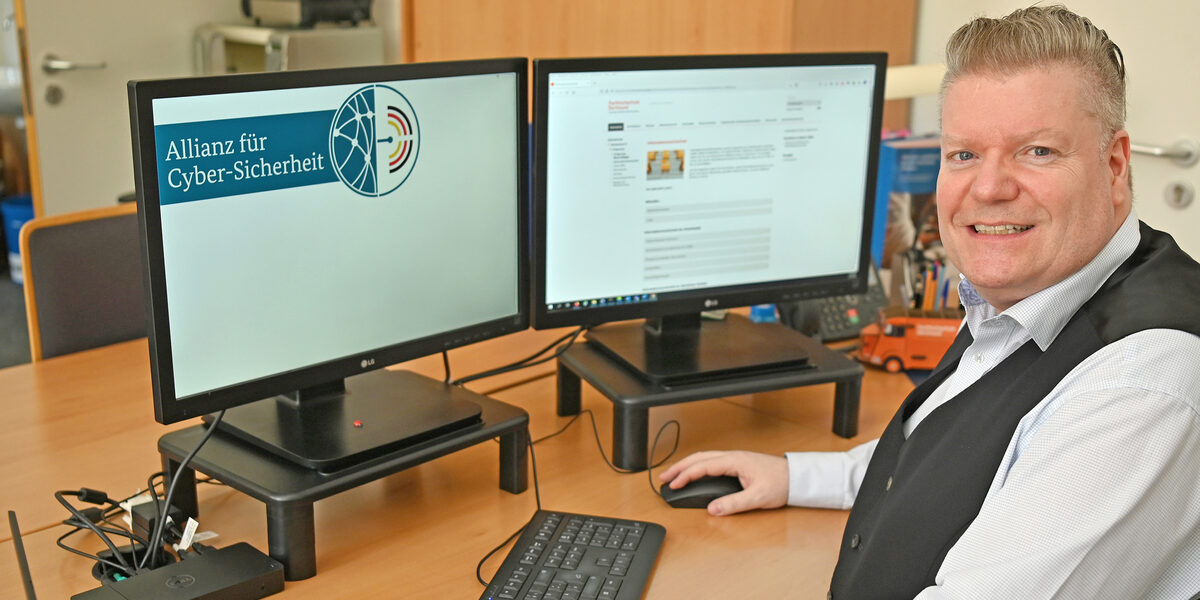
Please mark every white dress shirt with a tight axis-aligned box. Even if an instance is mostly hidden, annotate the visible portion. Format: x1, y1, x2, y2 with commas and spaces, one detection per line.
786, 211, 1200, 598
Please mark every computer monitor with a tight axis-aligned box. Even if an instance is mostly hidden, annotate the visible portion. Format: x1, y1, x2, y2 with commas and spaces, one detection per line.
128, 58, 528, 469
532, 53, 886, 384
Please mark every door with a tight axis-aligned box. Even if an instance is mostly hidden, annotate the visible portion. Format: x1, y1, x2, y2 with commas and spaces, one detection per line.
15, 1, 248, 216
911, 0, 1200, 257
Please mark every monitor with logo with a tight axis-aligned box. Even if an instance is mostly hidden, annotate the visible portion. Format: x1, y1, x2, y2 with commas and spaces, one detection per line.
128, 58, 527, 469
532, 53, 886, 383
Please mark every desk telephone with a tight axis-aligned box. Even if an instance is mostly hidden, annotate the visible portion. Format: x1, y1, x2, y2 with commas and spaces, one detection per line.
779, 263, 889, 343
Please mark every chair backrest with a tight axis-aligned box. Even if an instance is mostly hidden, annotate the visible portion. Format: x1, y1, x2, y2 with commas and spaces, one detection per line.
20, 203, 146, 361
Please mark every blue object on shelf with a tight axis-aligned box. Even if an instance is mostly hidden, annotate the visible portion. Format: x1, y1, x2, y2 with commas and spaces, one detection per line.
2, 194, 34, 284
749, 304, 778, 323
872, 136, 941, 266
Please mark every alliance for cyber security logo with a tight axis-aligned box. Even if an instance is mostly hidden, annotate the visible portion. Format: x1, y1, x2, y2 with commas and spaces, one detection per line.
329, 84, 419, 196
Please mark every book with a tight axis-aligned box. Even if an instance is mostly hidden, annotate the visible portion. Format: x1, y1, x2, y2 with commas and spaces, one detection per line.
871, 136, 941, 269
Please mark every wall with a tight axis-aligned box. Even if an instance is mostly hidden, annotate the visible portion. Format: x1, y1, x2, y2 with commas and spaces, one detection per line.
402, 0, 918, 132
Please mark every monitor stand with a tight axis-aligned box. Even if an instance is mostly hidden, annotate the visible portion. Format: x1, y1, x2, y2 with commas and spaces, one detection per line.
160, 371, 529, 580
204, 368, 483, 471
584, 312, 811, 386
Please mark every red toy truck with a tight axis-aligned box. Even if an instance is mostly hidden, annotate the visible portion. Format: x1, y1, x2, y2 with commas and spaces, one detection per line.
856, 306, 963, 372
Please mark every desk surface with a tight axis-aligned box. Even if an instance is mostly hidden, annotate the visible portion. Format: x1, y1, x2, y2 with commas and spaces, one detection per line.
0, 331, 913, 599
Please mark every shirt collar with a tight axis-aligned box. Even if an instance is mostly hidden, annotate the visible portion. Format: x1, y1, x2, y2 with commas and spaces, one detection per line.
959, 209, 1141, 350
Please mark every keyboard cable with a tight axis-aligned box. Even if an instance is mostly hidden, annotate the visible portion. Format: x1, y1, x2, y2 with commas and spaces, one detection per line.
474, 415, 681, 585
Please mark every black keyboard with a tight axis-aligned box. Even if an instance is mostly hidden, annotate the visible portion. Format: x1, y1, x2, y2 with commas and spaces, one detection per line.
480, 510, 666, 600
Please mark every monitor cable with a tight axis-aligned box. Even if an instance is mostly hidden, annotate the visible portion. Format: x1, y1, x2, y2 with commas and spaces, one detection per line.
451, 327, 585, 387
137, 409, 226, 572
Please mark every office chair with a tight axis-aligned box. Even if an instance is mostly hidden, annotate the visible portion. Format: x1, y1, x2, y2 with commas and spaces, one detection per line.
20, 202, 146, 361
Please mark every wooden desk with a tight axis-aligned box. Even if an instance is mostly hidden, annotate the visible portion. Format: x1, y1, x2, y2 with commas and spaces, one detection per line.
0, 331, 913, 599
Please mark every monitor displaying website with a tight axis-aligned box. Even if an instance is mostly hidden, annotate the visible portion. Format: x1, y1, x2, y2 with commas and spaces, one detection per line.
543, 63, 877, 309
150, 72, 521, 399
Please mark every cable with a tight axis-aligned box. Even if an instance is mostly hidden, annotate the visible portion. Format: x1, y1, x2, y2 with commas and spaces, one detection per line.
570, 409, 681, 474
509, 328, 587, 370
50, 470, 207, 578
109, 472, 166, 570
475, 523, 526, 586
452, 327, 583, 386
529, 409, 682, 489
442, 350, 451, 383
645, 420, 682, 499
476, 437, 542, 586
55, 528, 130, 575
138, 409, 226, 571
475, 413, 681, 587
505, 408, 681, 477
96, 509, 145, 562
142, 471, 164, 567
53, 512, 144, 576
528, 437, 543, 512
531, 411, 585, 445
139, 411, 224, 571
451, 327, 585, 387
54, 489, 132, 575
60, 520, 142, 545
452, 342, 574, 387
477, 371, 556, 398
462, 329, 683, 587
455, 328, 586, 584
546, 409, 681, 499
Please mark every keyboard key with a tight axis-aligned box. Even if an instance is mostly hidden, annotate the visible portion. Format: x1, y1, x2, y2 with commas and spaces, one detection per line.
598, 586, 620, 599
582, 575, 602, 599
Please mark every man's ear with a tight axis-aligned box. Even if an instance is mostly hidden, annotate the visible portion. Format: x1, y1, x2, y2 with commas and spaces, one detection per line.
1108, 129, 1133, 210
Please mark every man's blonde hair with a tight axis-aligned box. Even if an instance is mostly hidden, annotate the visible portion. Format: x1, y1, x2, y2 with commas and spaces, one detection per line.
942, 5, 1126, 139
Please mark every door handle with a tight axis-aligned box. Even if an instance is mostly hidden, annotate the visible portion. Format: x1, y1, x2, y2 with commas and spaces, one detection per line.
42, 53, 107, 74
1130, 139, 1198, 168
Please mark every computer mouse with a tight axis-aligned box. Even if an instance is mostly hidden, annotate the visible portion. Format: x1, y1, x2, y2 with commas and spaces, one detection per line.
659, 475, 743, 509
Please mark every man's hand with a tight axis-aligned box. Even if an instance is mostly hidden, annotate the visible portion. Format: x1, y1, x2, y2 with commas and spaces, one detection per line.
658, 450, 789, 516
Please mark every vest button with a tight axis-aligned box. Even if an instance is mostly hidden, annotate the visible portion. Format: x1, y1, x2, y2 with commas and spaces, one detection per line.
886, 475, 893, 491
850, 533, 861, 549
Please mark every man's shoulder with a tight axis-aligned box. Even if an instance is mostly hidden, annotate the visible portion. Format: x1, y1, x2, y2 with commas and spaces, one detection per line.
1083, 223, 1200, 343
1069, 328, 1200, 407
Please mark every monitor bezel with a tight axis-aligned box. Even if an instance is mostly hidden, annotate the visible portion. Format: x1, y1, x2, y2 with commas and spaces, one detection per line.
530, 52, 887, 330
129, 57, 530, 425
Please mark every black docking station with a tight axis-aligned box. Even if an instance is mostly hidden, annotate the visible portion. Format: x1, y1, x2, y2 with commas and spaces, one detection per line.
71, 542, 284, 600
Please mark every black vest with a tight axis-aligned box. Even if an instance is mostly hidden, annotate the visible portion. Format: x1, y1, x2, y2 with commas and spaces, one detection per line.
828, 223, 1200, 599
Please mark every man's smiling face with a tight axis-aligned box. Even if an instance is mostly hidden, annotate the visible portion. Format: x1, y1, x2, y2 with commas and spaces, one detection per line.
936, 64, 1131, 311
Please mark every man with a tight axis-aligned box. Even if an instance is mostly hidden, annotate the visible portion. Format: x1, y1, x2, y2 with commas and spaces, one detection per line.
660, 6, 1200, 598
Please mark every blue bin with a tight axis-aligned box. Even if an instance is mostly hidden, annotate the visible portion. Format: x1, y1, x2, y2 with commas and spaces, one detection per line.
1, 194, 34, 284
